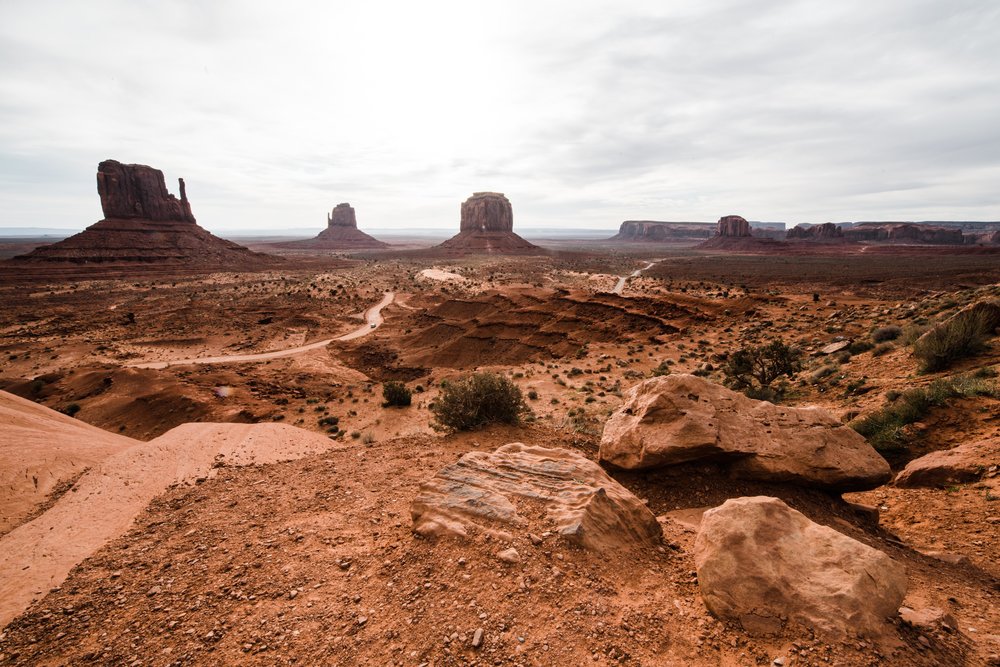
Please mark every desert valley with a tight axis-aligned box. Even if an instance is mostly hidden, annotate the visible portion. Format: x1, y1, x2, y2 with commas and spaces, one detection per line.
0, 159, 997, 667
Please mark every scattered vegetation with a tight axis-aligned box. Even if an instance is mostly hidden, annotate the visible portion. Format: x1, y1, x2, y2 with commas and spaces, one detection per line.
850, 371, 998, 454
431, 372, 528, 432
722, 340, 803, 401
381, 381, 412, 407
912, 307, 998, 373
871, 325, 902, 343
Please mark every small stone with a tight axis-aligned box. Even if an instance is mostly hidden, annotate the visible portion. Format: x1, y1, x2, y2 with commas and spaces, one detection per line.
497, 548, 520, 564
472, 628, 484, 648
289, 590, 298, 600
357, 616, 368, 626
529, 533, 543, 546
918, 635, 931, 648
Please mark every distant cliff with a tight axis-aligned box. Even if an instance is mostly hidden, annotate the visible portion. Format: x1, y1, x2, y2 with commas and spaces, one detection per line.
609, 221, 714, 242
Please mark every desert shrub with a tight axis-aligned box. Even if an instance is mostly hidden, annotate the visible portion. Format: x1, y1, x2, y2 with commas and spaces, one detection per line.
872, 342, 894, 357
63, 403, 81, 417
902, 324, 931, 345
848, 340, 874, 355
527, 390, 539, 400
431, 372, 528, 432
871, 325, 902, 343
851, 373, 997, 453
382, 381, 412, 407
723, 340, 803, 399
912, 309, 995, 373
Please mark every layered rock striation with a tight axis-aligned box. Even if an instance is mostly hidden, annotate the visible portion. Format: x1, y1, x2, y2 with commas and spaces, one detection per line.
609, 221, 714, 242
411, 443, 662, 552
716, 215, 751, 238
437, 193, 539, 253
16, 160, 277, 267
786, 222, 845, 241
278, 203, 388, 249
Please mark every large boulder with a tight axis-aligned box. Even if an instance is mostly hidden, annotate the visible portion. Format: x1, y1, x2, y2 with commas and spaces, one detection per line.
411, 443, 662, 552
895, 439, 996, 488
694, 496, 906, 638
599, 375, 891, 491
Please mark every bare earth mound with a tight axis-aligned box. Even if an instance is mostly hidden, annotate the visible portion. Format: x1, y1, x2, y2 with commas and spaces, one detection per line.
0, 419, 334, 628
0, 391, 136, 536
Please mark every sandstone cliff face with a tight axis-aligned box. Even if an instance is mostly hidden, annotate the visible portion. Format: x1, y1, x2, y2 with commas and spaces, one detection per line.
844, 223, 965, 244
437, 192, 539, 254
716, 215, 751, 237
279, 202, 388, 249
16, 160, 278, 267
327, 203, 358, 228
610, 221, 714, 242
786, 222, 844, 240
96, 160, 196, 223
460, 192, 513, 232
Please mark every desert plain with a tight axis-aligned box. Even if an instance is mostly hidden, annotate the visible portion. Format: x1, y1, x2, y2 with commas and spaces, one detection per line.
0, 218, 999, 667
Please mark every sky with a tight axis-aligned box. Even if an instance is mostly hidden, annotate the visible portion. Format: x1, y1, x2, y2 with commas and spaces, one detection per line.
1, 0, 999, 233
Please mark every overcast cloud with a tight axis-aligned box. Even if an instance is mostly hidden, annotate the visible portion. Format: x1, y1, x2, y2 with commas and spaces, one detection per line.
1, 0, 998, 233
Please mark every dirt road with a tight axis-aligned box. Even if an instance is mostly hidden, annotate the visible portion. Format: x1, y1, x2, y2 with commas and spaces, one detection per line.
612, 260, 657, 294
129, 291, 395, 369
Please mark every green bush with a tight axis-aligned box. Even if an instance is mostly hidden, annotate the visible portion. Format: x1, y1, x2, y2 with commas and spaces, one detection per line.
912, 309, 996, 373
722, 340, 802, 399
431, 372, 527, 432
382, 381, 412, 407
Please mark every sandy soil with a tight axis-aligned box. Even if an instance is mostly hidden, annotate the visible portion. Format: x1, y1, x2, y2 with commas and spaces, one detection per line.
1, 248, 999, 665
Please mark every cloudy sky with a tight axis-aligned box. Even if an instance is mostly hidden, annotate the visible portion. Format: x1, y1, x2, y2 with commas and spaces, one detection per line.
1, 0, 998, 233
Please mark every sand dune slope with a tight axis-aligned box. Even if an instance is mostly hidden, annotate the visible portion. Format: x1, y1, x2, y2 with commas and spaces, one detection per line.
0, 390, 138, 535
0, 421, 333, 629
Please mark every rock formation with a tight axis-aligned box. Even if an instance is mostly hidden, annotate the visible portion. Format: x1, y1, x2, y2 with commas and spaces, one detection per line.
410, 443, 662, 552
694, 496, 906, 638
277, 203, 388, 250
895, 439, 997, 488
609, 221, 714, 242
716, 215, 751, 238
15, 160, 278, 267
786, 222, 844, 241
844, 223, 965, 244
95, 159, 196, 223
599, 374, 891, 491
436, 193, 539, 253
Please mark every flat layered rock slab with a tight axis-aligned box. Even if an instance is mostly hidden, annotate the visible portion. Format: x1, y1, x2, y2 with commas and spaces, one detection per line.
600, 374, 891, 491
694, 496, 907, 639
411, 443, 662, 551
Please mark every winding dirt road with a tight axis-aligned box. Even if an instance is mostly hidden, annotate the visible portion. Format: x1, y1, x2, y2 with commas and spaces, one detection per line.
612, 261, 657, 295
129, 292, 395, 370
